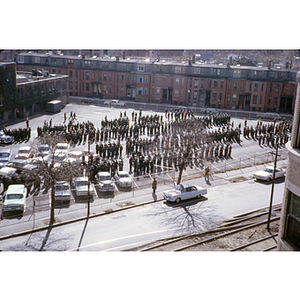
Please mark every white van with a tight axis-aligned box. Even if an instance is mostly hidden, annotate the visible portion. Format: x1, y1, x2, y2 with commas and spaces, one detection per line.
2, 184, 27, 213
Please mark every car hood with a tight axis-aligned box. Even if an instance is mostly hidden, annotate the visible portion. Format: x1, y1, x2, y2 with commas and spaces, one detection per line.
119, 178, 132, 183
164, 190, 181, 197
55, 191, 71, 196
254, 170, 270, 177
76, 186, 93, 192
99, 180, 113, 184
4, 198, 25, 205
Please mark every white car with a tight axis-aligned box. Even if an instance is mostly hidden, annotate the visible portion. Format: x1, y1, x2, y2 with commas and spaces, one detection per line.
0, 149, 13, 167
257, 112, 282, 120
103, 99, 125, 107
0, 130, 14, 144
72, 177, 95, 197
114, 171, 133, 188
97, 171, 115, 193
54, 181, 72, 204
253, 166, 286, 181
15, 146, 34, 159
2, 184, 27, 213
164, 183, 207, 203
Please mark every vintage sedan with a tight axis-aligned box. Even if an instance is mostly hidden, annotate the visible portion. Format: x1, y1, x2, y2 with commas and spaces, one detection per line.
54, 181, 72, 205
0, 130, 14, 144
72, 177, 95, 198
253, 166, 286, 181
103, 99, 125, 107
164, 183, 207, 203
97, 171, 115, 193
15, 146, 34, 159
0, 149, 13, 167
2, 184, 27, 213
256, 112, 282, 121
114, 171, 133, 189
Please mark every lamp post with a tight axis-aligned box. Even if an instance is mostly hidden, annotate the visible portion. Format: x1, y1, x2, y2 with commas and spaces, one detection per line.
267, 143, 279, 231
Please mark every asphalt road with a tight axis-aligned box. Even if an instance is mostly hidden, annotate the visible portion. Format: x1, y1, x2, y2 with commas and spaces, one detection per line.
0, 174, 284, 251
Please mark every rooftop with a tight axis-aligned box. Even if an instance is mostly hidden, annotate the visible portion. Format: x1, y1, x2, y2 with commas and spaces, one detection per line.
16, 71, 68, 85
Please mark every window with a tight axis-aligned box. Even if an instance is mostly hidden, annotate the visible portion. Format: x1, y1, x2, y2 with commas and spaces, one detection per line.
145, 76, 149, 84
275, 84, 279, 93
144, 87, 148, 95
86, 72, 89, 80
269, 83, 272, 92
174, 89, 179, 98
18, 56, 24, 63
254, 83, 259, 92
109, 74, 112, 81
181, 90, 184, 98
156, 87, 160, 96
34, 56, 40, 63
252, 95, 257, 104
233, 70, 241, 78
212, 92, 217, 101
214, 81, 218, 89
175, 78, 180, 86
86, 83, 89, 91
69, 70, 73, 78
121, 74, 124, 82
209, 80, 212, 88
249, 82, 252, 91
219, 92, 222, 101
193, 91, 198, 100
138, 65, 145, 72
138, 75, 143, 83
260, 95, 262, 104
201, 79, 204, 89
194, 79, 199, 88
109, 84, 112, 93
103, 84, 107, 93
233, 82, 238, 90
137, 87, 143, 95
268, 96, 271, 104
213, 68, 221, 75
103, 73, 107, 81
261, 83, 264, 92
69, 81, 73, 89
220, 80, 223, 89
182, 78, 185, 87
157, 77, 161, 85
240, 81, 243, 90
273, 97, 278, 106
228, 81, 231, 90
120, 85, 124, 94
194, 68, 201, 74
175, 66, 181, 73
232, 93, 237, 102
285, 191, 300, 249
227, 94, 230, 102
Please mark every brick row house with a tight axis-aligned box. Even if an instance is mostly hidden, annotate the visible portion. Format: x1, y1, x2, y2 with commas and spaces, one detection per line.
14, 52, 298, 114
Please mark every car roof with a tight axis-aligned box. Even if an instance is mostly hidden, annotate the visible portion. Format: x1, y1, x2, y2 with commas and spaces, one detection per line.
7, 184, 25, 193
179, 183, 194, 188
18, 146, 31, 150
0, 149, 12, 153
74, 177, 88, 181
118, 171, 129, 175
98, 171, 110, 176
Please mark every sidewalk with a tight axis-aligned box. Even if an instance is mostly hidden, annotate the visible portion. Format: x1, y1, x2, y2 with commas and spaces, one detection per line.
0, 160, 287, 240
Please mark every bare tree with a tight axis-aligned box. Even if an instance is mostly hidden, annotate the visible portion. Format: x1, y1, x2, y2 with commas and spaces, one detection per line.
30, 134, 83, 223
151, 116, 210, 185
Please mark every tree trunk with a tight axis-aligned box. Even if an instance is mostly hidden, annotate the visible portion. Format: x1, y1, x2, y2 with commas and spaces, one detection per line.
50, 183, 55, 224
177, 161, 185, 185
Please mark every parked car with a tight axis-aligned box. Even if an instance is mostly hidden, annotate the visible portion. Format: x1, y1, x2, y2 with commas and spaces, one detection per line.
114, 171, 133, 189
0, 166, 17, 179
36, 144, 50, 157
15, 146, 34, 159
0, 149, 13, 167
2, 184, 27, 213
6, 159, 38, 173
72, 177, 95, 197
103, 99, 125, 107
54, 181, 72, 204
257, 112, 282, 121
97, 171, 115, 193
0, 130, 14, 144
200, 108, 219, 115
55, 143, 69, 155
253, 166, 286, 181
164, 183, 207, 203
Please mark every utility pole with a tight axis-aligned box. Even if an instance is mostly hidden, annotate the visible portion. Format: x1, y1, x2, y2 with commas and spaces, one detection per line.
267, 143, 279, 231
87, 140, 90, 217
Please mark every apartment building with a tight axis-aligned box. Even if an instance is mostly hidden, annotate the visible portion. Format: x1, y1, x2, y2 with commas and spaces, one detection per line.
14, 51, 298, 114
277, 72, 300, 250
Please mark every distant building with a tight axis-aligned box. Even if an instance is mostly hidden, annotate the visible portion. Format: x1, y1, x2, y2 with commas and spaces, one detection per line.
13, 51, 298, 114
0, 62, 68, 123
277, 71, 300, 250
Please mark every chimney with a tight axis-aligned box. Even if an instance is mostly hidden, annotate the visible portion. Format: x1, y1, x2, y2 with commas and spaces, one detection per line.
189, 58, 192, 65
192, 55, 196, 63
116, 55, 119, 61
268, 59, 271, 69
122, 51, 125, 60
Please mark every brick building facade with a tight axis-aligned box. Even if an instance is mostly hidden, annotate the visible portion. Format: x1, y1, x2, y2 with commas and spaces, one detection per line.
14, 52, 298, 114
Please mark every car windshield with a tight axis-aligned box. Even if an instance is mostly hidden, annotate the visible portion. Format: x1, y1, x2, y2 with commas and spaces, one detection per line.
55, 185, 69, 191
119, 174, 130, 178
7, 194, 23, 199
39, 146, 49, 151
175, 185, 184, 192
76, 181, 88, 186
0, 153, 9, 157
99, 175, 111, 181
264, 168, 273, 173
19, 149, 30, 154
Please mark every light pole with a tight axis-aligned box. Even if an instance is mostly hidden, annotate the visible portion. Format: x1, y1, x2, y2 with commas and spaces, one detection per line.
267, 143, 279, 231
